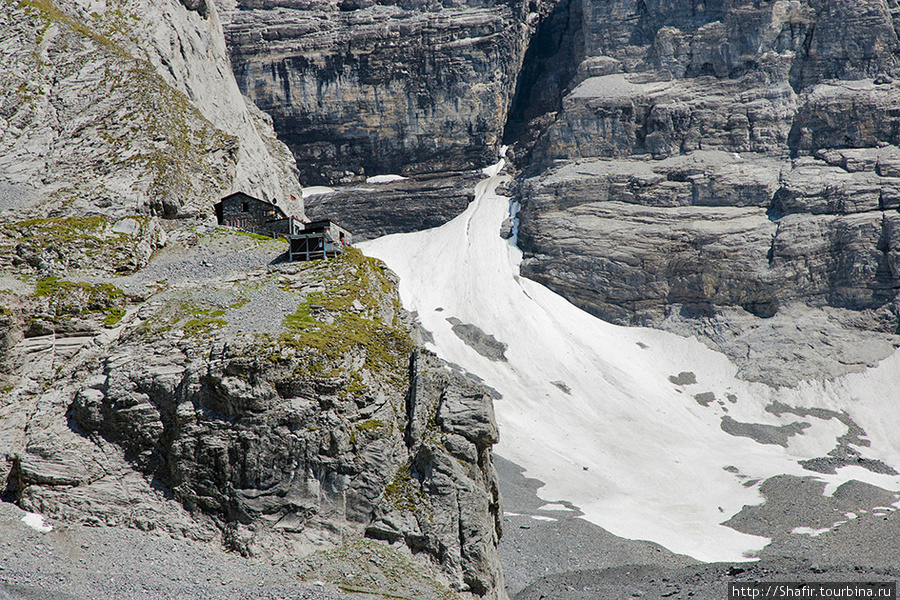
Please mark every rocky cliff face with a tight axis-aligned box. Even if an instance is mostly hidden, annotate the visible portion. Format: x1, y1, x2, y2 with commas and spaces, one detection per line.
510, 0, 900, 385
0, 223, 505, 598
0, 0, 302, 220
215, 0, 544, 185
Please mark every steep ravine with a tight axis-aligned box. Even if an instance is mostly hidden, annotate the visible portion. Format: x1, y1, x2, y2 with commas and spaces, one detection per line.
362, 152, 900, 578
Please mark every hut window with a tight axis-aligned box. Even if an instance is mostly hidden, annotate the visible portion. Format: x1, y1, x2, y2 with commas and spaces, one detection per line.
240, 201, 249, 212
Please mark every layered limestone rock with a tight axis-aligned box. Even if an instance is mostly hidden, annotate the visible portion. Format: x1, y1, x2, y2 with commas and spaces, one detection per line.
303, 171, 481, 241
0, 0, 302, 220
0, 224, 505, 599
511, 0, 900, 385
215, 0, 544, 185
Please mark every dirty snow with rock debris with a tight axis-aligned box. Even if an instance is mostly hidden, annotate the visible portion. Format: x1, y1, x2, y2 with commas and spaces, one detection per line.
360, 154, 900, 563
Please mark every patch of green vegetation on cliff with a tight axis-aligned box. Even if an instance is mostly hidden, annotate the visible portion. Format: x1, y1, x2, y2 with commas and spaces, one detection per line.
102, 307, 126, 326
341, 369, 368, 398
356, 418, 386, 433
2, 215, 154, 273
9, 216, 107, 245
382, 464, 431, 514
34, 276, 126, 325
123, 66, 235, 214
182, 316, 227, 336
130, 296, 231, 340
278, 249, 413, 391
13, 0, 119, 53
174, 302, 230, 337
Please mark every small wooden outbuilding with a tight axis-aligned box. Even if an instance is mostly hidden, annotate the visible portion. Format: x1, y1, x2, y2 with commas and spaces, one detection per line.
287, 219, 352, 261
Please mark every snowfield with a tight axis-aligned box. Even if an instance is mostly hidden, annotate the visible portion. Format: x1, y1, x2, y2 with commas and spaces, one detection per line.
360, 157, 900, 562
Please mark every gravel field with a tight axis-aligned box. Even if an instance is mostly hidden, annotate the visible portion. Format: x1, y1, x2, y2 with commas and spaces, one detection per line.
0, 503, 352, 600
114, 225, 289, 290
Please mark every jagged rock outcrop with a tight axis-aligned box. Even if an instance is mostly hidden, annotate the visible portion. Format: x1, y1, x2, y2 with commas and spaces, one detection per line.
0, 0, 302, 220
0, 223, 505, 599
214, 0, 545, 185
509, 0, 900, 385
1, 0, 507, 596
367, 351, 503, 598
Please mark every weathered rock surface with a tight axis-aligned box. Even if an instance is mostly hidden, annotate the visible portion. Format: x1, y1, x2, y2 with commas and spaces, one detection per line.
0, 226, 505, 599
215, 0, 544, 185
0, 0, 302, 220
509, 0, 900, 385
367, 351, 504, 598
304, 171, 481, 241
516, 150, 900, 385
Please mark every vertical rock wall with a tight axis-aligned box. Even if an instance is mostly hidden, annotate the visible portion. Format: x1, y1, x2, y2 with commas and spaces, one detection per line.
216, 0, 543, 185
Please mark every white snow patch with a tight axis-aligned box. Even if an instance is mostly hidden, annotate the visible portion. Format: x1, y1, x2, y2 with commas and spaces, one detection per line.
366, 174, 407, 183
21, 512, 52, 533
302, 186, 335, 198
791, 526, 831, 537
530, 515, 558, 522
504, 512, 523, 517
360, 158, 900, 563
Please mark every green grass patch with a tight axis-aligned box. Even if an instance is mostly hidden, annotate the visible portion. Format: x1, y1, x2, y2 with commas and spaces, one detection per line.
11, 216, 107, 246
235, 229, 277, 242
341, 370, 368, 398
3, 215, 154, 273
278, 249, 413, 389
34, 276, 126, 325
182, 317, 227, 336
356, 419, 385, 432
383, 464, 430, 513
129, 296, 234, 340
102, 307, 126, 326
